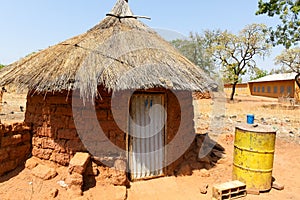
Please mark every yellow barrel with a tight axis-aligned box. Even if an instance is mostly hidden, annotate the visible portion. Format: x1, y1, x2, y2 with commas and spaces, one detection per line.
232, 124, 276, 191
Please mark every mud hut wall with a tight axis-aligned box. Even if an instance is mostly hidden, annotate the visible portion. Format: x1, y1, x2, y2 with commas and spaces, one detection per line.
24, 89, 128, 166
165, 90, 196, 175
0, 123, 31, 176
24, 88, 196, 175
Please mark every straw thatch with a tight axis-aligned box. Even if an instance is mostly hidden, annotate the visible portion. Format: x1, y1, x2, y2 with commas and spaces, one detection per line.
0, 0, 214, 100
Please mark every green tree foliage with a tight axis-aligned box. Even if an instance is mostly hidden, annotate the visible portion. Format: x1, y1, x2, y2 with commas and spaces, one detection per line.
171, 31, 219, 77
275, 47, 300, 87
209, 24, 271, 100
249, 67, 269, 80
256, 0, 300, 48
0, 64, 5, 70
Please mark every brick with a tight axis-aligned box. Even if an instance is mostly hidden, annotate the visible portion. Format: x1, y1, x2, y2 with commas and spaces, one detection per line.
26, 105, 36, 114
42, 106, 51, 115
29, 95, 46, 104
55, 105, 72, 116
82, 109, 97, 118
22, 132, 31, 142
31, 164, 57, 180
53, 139, 67, 153
25, 158, 39, 170
68, 152, 90, 175
47, 96, 70, 105
96, 110, 108, 121
57, 129, 78, 140
50, 152, 70, 166
212, 180, 246, 200
32, 137, 42, 147
68, 119, 76, 129
1, 134, 22, 147
100, 121, 116, 132
33, 114, 43, 127
9, 143, 31, 160
41, 138, 56, 150
24, 113, 34, 124
66, 139, 86, 154
32, 147, 52, 160
56, 116, 70, 128
95, 98, 111, 109
12, 123, 30, 132
0, 149, 9, 162
107, 110, 114, 120
115, 132, 126, 149
2, 125, 13, 136
66, 172, 83, 186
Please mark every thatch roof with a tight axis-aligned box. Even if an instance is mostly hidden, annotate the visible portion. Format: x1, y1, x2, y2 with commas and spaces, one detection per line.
0, 0, 214, 100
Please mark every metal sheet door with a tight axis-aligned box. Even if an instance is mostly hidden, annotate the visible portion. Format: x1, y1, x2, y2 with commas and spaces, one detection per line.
129, 94, 165, 180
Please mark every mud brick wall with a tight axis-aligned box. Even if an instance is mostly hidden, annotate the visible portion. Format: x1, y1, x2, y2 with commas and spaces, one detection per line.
0, 123, 31, 176
165, 90, 195, 175
25, 87, 196, 176
25, 88, 125, 166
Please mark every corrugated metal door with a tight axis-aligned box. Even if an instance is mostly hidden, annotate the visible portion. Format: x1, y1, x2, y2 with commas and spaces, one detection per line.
129, 94, 165, 180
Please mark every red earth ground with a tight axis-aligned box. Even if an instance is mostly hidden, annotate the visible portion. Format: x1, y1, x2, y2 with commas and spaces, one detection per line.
0, 92, 299, 200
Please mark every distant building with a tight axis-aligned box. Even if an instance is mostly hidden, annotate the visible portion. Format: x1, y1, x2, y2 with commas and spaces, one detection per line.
224, 83, 250, 96
248, 73, 299, 101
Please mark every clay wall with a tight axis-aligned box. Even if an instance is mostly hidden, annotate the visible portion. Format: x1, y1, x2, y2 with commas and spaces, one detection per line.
0, 123, 31, 176
24, 88, 197, 177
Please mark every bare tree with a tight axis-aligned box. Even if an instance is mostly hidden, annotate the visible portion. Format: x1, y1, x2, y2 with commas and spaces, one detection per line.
209, 24, 271, 100
275, 47, 300, 88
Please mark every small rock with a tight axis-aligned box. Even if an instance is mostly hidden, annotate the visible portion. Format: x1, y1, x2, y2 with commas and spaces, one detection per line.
109, 168, 129, 186
68, 185, 83, 198
199, 169, 210, 177
25, 158, 39, 170
200, 184, 208, 194
49, 188, 59, 198
31, 164, 57, 180
272, 182, 285, 190
247, 188, 260, 195
69, 152, 90, 175
230, 115, 237, 119
57, 180, 68, 188
66, 173, 83, 186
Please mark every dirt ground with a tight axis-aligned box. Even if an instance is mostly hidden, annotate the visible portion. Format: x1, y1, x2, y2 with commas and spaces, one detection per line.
0, 92, 300, 200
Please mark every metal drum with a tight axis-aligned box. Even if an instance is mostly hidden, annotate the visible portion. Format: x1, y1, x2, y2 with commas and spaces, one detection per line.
233, 124, 276, 191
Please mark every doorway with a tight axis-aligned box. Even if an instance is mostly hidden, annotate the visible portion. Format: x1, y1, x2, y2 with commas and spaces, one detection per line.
128, 93, 166, 180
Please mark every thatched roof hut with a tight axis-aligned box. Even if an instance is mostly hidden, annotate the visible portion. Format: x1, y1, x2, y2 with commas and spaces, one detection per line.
0, 0, 215, 181
0, 0, 213, 99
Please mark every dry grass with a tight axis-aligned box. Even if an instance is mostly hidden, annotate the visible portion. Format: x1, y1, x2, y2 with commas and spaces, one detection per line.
0, 0, 214, 101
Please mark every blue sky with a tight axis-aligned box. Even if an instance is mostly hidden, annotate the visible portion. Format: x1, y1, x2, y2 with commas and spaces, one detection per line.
0, 0, 284, 72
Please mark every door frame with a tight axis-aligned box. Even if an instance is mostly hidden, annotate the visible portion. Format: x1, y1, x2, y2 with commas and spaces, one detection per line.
126, 91, 167, 181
